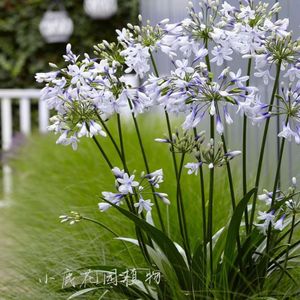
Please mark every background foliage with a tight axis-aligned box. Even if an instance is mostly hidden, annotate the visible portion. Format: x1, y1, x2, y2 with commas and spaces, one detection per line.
0, 0, 138, 88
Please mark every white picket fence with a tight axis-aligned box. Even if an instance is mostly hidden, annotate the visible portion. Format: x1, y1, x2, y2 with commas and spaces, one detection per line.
0, 89, 48, 151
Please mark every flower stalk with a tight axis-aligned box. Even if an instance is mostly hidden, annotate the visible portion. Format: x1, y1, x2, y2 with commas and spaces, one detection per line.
250, 60, 282, 231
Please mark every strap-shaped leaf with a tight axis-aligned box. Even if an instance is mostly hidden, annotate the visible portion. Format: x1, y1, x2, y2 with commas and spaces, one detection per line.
191, 241, 206, 292
67, 287, 100, 299
222, 188, 256, 278
108, 203, 191, 290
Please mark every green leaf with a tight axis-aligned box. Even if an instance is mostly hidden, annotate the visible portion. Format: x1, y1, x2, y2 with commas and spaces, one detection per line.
212, 227, 227, 274
107, 203, 191, 290
221, 189, 256, 284
191, 241, 206, 293
67, 287, 100, 299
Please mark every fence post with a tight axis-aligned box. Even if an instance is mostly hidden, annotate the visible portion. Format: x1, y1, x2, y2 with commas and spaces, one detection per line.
20, 97, 31, 135
1, 97, 13, 151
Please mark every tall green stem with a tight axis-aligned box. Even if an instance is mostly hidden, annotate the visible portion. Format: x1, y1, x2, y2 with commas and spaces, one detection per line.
129, 109, 166, 233
149, 51, 159, 77
96, 114, 124, 162
221, 134, 236, 209
150, 50, 191, 262
193, 128, 207, 265
176, 153, 191, 262
215, 103, 236, 210
266, 118, 288, 253
275, 213, 296, 286
92, 136, 113, 169
207, 115, 215, 283
249, 60, 282, 231
204, 38, 211, 72
117, 114, 126, 166
204, 37, 214, 283
243, 58, 252, 234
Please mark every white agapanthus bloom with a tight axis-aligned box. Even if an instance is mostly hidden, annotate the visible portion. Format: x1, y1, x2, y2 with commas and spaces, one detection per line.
154, 192, 170, 205
184, 162, 202, 175
144, 169, 164, 188
211, 45, 233, 66
120, 44, 150, 78
274, 215, 285, 231
256, 211, 275, 235
117, 173, 140, 194
278, 123, 297, 142
98, 192, 124, 212
134, 198, 154, 214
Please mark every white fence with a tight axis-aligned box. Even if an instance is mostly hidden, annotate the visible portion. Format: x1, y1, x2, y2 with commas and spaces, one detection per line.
0, 89, 47, 151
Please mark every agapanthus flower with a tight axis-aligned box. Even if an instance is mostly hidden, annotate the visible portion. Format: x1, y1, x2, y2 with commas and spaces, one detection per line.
134, 197, 154, 214
211, 45, 233, 66
120, 44, 150, 78
184, 138, 241, 173
117, 173, 139, 194
36, 43, 154, 150
154, 192, 170, 205
55, 131, 79, 151
98, 192, 124, 212
276, 83, 300, 144
285, 198, 300, 214
284, 62, 300, 83
147, 64, 260, 133
112, 167, 125, 178
59, 211, 82, 225
274, 214, 285, 231
258, 190, 273, 206
99, 167, 170, 214
184, 162, 202, 175
144, 169, 164, 188
256, 210, 275, 235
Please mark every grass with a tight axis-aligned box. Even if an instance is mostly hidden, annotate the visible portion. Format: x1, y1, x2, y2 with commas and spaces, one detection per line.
0, 115, 298, 299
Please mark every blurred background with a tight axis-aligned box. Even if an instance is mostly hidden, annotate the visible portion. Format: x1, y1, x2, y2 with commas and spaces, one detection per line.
0, 0, 139, 88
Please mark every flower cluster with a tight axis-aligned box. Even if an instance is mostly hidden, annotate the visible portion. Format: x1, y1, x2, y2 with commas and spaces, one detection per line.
146, 65, 265, 133
156, 131, 241, 172
186, 138, 241, 173
59, 211, 82, 225
256, 177, 300, 235
37, 0, 300, 150
36, 44, 152, 149
275, 83, 300, 143
98, 167, 170, 214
